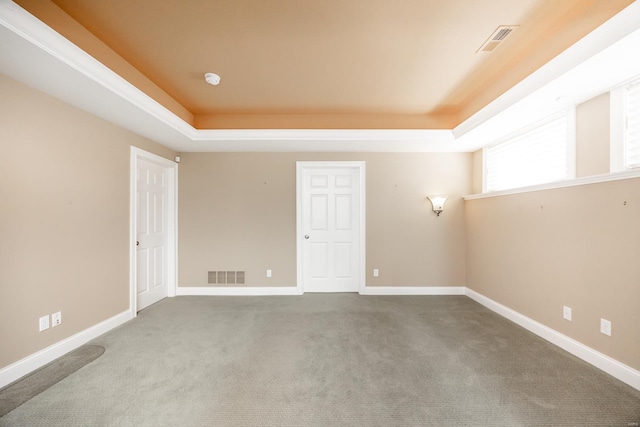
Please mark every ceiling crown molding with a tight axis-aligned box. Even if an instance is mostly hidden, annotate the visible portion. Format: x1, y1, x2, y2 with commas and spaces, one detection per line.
2, 0, 640, 153
0, 0, 195, 138
0, 0, 458, 152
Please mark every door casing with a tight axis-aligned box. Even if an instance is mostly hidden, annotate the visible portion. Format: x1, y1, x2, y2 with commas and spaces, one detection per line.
296, 161, 366, 294
130, 147, 178, 315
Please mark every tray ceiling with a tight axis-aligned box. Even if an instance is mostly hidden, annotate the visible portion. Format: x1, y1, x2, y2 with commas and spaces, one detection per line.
15, 0, 634, 130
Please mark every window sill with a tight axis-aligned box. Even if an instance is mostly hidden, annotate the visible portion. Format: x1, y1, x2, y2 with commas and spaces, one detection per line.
464, 169, 640, 200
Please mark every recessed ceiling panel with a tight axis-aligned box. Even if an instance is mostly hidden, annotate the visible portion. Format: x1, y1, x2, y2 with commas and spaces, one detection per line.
16, 0, 636, 129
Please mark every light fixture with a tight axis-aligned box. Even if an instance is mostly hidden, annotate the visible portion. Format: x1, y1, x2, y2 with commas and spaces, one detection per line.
204, 72, 221, 86
427, 196, 447, 217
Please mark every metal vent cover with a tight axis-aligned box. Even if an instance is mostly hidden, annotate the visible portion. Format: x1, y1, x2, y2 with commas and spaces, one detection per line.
208, 271, 217, 284
217, 271, 226, 284
208, 271, 246, 284
236, 271, 245, 284
477, 25, 518, 53
226, 271, 236, 284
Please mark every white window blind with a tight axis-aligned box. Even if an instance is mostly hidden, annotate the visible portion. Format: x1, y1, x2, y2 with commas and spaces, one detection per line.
624, 79, 640, 168
485, 113, 571, 192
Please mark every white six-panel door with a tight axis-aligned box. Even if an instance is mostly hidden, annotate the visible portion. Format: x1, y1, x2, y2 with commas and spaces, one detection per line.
136, 157, 170, 310
298, 162, 364, 293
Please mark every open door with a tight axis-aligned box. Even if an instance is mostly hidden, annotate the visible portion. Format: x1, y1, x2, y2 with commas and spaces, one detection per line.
130, 147, 177, 313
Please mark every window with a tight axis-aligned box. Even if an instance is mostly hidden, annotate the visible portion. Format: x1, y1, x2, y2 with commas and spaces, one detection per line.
611, 76, 640, 172
484, 111, 574, 193
623, 78, 640, 168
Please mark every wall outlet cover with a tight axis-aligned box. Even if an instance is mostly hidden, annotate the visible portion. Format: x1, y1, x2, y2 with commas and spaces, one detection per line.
600, 318, 612, 336
39, 315, 50, 332
563, 306, 572, 321
52, 311, 62, 327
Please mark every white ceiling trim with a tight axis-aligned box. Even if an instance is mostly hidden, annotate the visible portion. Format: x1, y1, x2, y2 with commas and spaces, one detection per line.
1, 0, 640, 153
0, 0, 457, 152
0, 0, 195, 140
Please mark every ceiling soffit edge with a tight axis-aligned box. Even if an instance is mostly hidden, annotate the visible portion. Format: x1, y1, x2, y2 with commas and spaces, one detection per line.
2, 1, 640, 152
453, 1, 640, 142
0, 1, 459, 152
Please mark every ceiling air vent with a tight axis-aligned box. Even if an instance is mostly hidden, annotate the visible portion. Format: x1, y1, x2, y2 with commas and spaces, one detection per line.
477, 25, 519, 53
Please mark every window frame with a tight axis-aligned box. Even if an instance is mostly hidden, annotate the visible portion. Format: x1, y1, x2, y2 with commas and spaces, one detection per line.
610, 75, 640, 172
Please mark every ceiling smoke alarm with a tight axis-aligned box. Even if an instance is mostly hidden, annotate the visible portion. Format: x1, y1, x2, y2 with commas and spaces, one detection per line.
204, 72, 221, 86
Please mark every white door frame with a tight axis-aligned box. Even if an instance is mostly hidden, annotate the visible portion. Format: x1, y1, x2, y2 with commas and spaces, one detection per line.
129, 147, 178, 316
296, 161, 366, 294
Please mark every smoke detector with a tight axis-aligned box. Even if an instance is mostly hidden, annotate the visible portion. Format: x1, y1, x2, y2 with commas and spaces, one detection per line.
477, 25, 519, 53
204, 72, 221, 86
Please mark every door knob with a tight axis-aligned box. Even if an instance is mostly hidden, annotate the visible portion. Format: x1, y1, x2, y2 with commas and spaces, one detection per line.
136, 241, 140, 246
304, 235, 309, 239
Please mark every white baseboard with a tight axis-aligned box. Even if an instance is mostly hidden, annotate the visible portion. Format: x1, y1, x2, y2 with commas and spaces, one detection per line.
0, 310, 132, 389
360, 286, 466, 295
465, 288, 640, 391
177, 286, 466, 296
177, 286, 303, 296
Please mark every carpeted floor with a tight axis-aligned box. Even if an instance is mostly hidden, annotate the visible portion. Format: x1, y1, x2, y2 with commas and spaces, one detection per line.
0, 345, 104, 417
1, 295, 639, 426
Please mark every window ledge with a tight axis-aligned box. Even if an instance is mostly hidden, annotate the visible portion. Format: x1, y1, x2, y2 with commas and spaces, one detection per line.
464, 169, 640, 200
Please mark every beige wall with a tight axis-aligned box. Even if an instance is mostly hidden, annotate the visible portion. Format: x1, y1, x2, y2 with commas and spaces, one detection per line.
465, 179, 640, 370
471, 149, 483, 194
466, 90, 639, 371
178, 152, 471, 287
576, 92, 610, 177
0, 73, 176, 369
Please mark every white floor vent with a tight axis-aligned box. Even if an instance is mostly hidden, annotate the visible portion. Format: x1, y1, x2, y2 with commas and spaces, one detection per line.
208, 271, 245, 284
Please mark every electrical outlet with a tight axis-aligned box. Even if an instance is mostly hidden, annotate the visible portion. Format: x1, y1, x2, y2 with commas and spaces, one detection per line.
373, 269, 379, 277
266, 269, 272, 278
563, 306, 572, 321
600, 318, 612, 336
39, 315, 50, 332
52, 311, 62, 327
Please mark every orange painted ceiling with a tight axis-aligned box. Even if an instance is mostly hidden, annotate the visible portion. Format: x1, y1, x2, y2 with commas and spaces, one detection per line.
16, 0, 634, 129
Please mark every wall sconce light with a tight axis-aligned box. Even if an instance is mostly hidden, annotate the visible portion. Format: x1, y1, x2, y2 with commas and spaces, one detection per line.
427, 196, 447, 217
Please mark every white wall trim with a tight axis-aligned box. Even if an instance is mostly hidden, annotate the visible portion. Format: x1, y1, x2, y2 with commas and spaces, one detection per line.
360, 286, 466, 295
0, 310, 131, 389
465, 168, 640, 200
465, 288, 640, 391
178, 286, 466, 296
0, 0, 196, 138
177, 287, 302, 296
